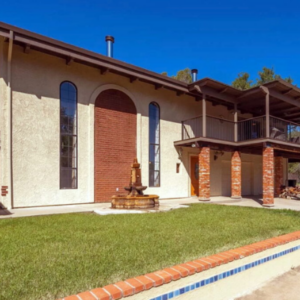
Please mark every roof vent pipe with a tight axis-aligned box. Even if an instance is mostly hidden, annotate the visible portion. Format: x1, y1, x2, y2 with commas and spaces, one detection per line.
105, 36, 114, 57
191, 69, 198, 82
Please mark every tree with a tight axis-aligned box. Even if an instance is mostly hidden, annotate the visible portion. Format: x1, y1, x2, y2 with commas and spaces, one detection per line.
162, 68, 192, 84
232, 67, 294, 90
232, 72, 253, 90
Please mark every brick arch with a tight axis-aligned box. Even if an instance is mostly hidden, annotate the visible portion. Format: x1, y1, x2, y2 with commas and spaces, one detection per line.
94, 89, 137, 202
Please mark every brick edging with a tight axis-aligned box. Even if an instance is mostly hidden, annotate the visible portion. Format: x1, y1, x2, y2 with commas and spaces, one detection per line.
59, 231, 300, 300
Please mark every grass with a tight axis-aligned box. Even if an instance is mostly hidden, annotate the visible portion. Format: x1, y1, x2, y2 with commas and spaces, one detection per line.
1, 204, 300, 300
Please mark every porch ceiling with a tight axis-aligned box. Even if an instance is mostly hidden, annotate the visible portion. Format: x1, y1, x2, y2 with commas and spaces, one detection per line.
189, 78, 300, 122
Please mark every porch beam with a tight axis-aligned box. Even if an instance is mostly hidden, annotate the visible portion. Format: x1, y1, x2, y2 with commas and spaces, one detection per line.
263, 88, 270, 138
202, 94, 207, 137
191, 85, 238, 104
280, 111, 300, 118
260, 86, 300, 109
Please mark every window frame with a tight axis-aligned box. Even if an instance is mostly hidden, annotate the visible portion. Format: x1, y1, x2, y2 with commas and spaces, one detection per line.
148, 102, 160, 187
59, 81, 78, 189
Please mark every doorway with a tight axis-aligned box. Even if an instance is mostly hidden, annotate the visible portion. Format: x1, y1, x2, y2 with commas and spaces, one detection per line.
190, 156, 199, 196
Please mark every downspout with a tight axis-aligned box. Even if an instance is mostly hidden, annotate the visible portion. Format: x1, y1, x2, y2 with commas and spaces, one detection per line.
7, 31, 13, 208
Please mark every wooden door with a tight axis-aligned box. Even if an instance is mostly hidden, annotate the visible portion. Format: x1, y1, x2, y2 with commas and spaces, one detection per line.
190, 156, 199, 196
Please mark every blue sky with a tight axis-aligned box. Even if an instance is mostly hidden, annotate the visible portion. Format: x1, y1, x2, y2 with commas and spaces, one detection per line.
1, 0, 300, 85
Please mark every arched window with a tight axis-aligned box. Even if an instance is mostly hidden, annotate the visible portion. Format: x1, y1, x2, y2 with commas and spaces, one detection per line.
149, 102, 160, 187
60, 82, 77, 189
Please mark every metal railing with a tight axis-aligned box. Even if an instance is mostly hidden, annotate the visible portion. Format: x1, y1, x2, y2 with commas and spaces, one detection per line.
182, 115, 202, 140
269, 116, 300, 144
206, 116, 235, 141
181, 114, 300, 145
238, 116, 266, 141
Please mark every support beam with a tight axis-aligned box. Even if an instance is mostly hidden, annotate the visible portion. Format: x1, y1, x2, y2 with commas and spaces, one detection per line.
263, 146, 274, 207
154, 84, 163, 90
198, 146, 210, 201
24, 44, 30, 54
202, 94, 207, 138
265, 90, 270, 138
129, 76, 138, 83
283, 88, 293, 95
261, 86, 300, 109
100, 67, 109, 75
66, 57, 74, 66
191, 85, 238, 104
176, 91, 184, 97
231, 151, 241, 199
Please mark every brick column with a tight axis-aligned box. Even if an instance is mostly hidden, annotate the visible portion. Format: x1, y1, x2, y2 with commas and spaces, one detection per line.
231, 151, 241, 199
275, 156, 284, 196
263, 147, 274, 207
199, 147, 210, 201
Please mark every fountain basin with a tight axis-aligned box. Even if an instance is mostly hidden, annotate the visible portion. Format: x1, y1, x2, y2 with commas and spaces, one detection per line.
111, 195, 159, 209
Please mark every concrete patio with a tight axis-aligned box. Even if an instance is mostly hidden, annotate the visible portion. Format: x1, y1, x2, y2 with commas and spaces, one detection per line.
1, 196, 300, 219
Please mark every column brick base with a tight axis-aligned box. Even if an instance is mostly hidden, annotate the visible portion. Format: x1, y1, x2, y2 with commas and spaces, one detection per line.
199, 147, 210, 201
263, 147, 274, 207
275, 156, 284, 197
231, 151, 241, 199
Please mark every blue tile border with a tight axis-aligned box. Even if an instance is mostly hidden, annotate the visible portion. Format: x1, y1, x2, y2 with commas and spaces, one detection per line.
149, 244, 300, 300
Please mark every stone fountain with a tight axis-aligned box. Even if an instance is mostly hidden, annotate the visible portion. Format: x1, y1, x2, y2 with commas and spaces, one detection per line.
111, 158, 159, 209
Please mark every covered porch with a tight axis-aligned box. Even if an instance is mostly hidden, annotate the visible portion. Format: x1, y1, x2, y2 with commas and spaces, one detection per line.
176, 140, 300, 207
175, 78, 300, 207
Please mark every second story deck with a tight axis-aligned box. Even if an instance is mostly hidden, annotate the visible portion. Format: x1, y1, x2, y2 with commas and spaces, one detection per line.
180, 114, 300, 146
174, 78, 300, 151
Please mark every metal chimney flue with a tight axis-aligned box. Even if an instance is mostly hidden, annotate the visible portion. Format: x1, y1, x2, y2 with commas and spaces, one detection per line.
105, 36, 114, 57
191, 69, 198, 82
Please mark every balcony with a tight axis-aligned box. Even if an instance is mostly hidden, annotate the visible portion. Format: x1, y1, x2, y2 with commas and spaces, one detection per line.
181, 115, 300, 145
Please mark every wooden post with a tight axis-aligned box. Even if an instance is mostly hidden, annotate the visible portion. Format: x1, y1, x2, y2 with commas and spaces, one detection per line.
265, 92, 270, 138
202, 94, 206, 137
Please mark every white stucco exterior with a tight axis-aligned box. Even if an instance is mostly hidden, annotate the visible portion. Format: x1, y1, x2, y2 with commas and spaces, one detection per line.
0, 39, 288, 208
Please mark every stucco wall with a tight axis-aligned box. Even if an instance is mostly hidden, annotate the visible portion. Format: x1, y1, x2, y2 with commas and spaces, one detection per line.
0, 37, 11, 208
8, 44, 206, 206
2, 43, 288, 207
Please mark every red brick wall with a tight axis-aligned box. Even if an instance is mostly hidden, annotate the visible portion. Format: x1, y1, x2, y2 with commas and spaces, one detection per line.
199, 147, 210, 200
94, 89, 137, 202
263, 147, 274, 206
275, 156, 284, 196
231, 151, 241, 199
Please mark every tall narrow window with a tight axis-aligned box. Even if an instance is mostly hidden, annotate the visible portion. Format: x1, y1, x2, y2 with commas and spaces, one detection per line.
149, 102, 160, 187
60, 82, 77, 189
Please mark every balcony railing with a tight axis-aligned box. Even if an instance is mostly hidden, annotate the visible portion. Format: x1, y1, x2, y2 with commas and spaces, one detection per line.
182, 114, 300, 145
206, 116, 235, 142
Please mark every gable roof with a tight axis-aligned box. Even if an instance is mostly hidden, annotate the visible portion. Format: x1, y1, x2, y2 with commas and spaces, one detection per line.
1, 21, 300, 115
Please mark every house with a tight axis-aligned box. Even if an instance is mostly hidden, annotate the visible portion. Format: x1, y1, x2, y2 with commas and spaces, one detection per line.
0, 21, 299, 209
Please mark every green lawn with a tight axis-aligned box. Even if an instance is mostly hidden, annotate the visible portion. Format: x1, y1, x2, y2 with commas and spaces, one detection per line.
1, 204, 300, 300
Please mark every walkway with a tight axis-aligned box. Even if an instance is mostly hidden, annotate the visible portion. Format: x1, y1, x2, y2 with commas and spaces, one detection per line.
236, 265, 300, 300
1, 196, 300, 219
